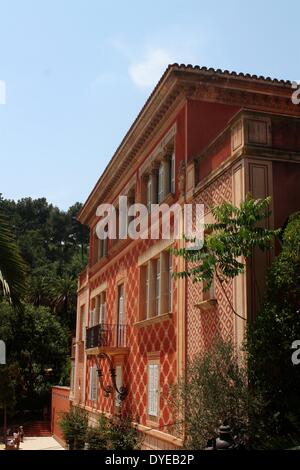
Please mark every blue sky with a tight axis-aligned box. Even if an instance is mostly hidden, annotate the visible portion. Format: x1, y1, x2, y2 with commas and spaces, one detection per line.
0, 0, 299, 210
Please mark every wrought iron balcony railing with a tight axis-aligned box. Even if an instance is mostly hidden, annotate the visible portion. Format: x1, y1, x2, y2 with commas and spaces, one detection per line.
85, 323, 127, 350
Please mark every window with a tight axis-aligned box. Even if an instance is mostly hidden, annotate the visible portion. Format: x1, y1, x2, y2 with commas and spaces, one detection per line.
148, 362, 159, 418
168, 253, 173, 312
117, 284, 125, 346
90, 307, 96, 327
99, 297, 106, 324
146, 172, 158, 212
80, 305, 85, 341
147, 177, 152, 212
170, 152, 175, 194
155, 259, 161, 315
89, 365, 98, 402
158, 163, 164, 203
145, 263, 150, 318
90, 292, 106, 327
71, 362, 75, 393
93, 226, 108, 264
139, 250, 173, 320
115, 364, 123, 407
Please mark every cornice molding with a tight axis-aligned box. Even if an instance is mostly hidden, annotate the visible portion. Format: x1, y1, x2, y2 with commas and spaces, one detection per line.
78, 65, 300, 225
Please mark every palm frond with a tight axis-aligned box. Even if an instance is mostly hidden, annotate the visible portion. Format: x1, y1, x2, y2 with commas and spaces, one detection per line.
0, 210, 27, 308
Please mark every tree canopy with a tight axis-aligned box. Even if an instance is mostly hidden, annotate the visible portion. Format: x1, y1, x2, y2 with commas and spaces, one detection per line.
0, 195, 89, 329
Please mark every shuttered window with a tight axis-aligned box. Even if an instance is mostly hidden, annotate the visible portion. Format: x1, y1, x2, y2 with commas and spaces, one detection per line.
170, 152, 175, 194
148, 363, 159, 417
99, 292, 106, 324
99, 302, 106, 324
89, 365, 97, 402
90, 308, 96, 327
168, 253, 173, 312
158, 163, 164, 203
155, 259, 161, 316
139, 250, 174, 320
115, 365, 122, 407
80, 305, 85, 341
147, 177, 152, 212
71, 362, 75, 392
118, 285, 125, 324
145, 263, 150, 318
117, 284, 125, 346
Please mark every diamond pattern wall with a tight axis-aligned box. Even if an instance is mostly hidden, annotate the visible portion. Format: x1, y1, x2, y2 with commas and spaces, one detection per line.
187, 169, 234, 360
85, 237, 177, 429
83, 169, 233, 437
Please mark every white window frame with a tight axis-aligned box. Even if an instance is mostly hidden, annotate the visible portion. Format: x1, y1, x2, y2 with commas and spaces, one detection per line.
145, 263, 150, 318
89, 365, 98, 402
148, 362, 159, 418
155, 258, 161, 316
99, 292, 106, 324
90, 308, 96, 327
99, 301, 106, 324
117, 284, 125, 346
168, 253, 173, 312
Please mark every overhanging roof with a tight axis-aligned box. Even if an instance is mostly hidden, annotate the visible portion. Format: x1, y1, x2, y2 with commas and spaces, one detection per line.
77, 64, 296, 225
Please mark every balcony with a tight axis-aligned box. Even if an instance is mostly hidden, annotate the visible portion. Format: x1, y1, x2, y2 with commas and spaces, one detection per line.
85, 323, 128, 355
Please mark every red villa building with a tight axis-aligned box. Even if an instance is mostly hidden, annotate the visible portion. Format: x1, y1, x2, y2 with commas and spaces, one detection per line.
52, 64, 300, 449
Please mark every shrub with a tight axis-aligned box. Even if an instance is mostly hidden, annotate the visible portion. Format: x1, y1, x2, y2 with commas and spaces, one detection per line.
85, 411, 142, 451
108, 411, 142, 450
172, 339, 264, 449
86, 414, 110, 450
59, 406, 88, 450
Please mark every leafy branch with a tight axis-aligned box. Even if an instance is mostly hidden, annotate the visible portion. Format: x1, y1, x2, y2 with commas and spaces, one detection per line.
172, 195, 280, 321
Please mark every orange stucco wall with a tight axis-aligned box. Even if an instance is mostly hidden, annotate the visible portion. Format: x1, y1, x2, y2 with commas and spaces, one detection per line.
186, 99, 240, 160
72, 82, 300, 449
273, 161, 300, 228
51, 386, 70, 445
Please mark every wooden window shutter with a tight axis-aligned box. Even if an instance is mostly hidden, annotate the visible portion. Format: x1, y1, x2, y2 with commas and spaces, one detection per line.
160, 252, 169, 314
115, 365, 122, 407
148, 364, 159, 417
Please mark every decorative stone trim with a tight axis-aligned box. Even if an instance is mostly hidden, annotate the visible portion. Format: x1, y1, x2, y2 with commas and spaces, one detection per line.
134, 312, 172, 328
195, 299, 218, 311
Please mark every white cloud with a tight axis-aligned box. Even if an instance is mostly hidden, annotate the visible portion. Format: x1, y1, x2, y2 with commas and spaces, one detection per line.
129, 48, 173, 89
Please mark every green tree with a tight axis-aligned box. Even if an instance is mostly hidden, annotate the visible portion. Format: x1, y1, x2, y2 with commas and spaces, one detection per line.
0, 363, 18, 444
246, 212, 300, 448
172, 195, 279, 320
0, 211, 27, 307
0, 301, 69, 411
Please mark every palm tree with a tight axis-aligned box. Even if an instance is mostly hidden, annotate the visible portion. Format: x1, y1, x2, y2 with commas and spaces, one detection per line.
51, 274, 77, 327
0, 210, 27, 307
